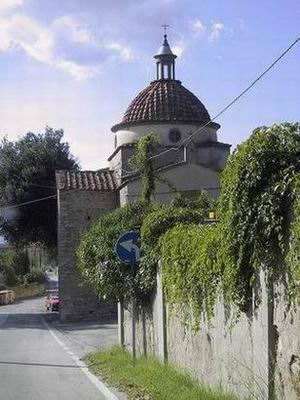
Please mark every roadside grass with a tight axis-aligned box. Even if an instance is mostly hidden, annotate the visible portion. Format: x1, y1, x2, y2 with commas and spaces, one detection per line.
84, 345, 237, 400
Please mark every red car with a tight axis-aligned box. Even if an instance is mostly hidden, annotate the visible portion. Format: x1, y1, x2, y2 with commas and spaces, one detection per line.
45, 290, 59, 312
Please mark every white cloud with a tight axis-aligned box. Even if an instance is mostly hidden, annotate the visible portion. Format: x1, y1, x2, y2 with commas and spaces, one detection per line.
55, 60, 97, 81
0, 15, 54, 62
209, 22, 225, 42
192, 19, 206, 36
0, 14, 97, 80
106, 42, 132, 61
0, 0, 24, 12
172, 42, 184, 58
53, 15, 94, 44
0, 12, 134, 80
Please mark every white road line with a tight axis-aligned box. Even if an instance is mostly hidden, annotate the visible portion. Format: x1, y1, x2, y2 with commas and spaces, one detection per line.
42, 317, 120, 400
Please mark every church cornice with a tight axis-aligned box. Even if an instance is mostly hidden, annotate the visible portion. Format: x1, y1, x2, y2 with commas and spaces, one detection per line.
111, 120, 220, 133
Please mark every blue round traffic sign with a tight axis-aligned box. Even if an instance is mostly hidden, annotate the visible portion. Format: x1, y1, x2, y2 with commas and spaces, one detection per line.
115, 231, 140, 266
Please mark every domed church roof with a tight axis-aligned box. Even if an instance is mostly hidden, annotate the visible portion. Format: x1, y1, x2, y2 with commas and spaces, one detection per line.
111, 34, 214, 133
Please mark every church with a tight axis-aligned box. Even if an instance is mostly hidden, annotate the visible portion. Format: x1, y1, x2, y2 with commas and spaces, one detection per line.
55, 33, 231, 322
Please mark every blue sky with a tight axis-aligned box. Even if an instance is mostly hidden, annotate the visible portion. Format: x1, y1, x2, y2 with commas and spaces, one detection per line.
0, 0, 299, 169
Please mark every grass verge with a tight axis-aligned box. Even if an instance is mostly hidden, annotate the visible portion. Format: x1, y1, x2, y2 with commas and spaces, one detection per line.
84, 345, 237, 400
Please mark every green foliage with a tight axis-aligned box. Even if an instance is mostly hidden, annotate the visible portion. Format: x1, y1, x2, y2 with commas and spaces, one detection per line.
12, 248, 30, 276
0, 247, 31, 286
130, 133, 177, 201
142, 205, 206, 248
129, 134, 159, 202
23, 268, 46, 285
0, 127, 78, 248
78, 131, 212, 304
77, 193, 211, 304
0, 250, 17, 286
160, 224, 223, 324
159, 123, 300, 321
141, 191, 212, 258
79, 123, 300, 320
77, 201, 159, 302
286, 178, 300, 294
171, 190, 212, 213
140, 204, 207, 298
85, 346, 236, 400
217, 122, 300, 303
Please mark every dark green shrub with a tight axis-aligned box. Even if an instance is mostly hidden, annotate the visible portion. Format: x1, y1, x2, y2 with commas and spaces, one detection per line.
170, 190, 212, 214
23, 269, 46, 284
12, 249, 30, 276
141, 205, 206, 248
0, 249, 17, 286
77, 201, 159, 302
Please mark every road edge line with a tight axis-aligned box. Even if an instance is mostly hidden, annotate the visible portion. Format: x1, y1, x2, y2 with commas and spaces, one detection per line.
42, 317, 120, 400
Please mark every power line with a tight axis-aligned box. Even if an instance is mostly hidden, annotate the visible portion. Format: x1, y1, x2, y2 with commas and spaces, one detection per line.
149, 36, 300, 161
2, 38, 299, 208
0, 194, 57, 211
112, 37, 300, 179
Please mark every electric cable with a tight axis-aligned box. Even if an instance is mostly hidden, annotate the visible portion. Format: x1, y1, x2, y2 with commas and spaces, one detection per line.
149, 37, 300, 161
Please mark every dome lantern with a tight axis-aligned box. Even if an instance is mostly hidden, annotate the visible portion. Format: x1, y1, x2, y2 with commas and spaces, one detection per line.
154, 33, 177, 80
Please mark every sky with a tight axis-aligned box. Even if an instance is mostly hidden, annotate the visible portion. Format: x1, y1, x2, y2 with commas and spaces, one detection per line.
0, 0, 299, 169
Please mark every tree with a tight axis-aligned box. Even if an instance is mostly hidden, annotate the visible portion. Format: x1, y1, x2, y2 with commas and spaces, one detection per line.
0, 127, 79, 248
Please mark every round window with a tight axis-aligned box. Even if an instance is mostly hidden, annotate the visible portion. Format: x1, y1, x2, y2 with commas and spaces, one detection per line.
169, 128, 182, 143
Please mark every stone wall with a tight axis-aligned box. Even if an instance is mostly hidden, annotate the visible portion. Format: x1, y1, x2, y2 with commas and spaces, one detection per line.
0, 284, 46, 305
121, 270, 300, 400
12, 283, 46, 299
57, 189, 118, 322
274, 282, 300, 399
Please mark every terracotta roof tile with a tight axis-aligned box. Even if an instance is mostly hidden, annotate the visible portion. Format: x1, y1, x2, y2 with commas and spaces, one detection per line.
111, 80, 211, 132
55, 169, 118, 191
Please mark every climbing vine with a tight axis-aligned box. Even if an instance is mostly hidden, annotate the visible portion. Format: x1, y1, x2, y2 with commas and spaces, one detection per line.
158, 122, 300, 325
139, 201, 209, 291
129, 134, 158, 202
78, 123, 300, 323
129, 133, 177, 201
77, 198, 210, 304
286, 177, 300, 296
217, 122, 300, 304
160, 223, 223, 326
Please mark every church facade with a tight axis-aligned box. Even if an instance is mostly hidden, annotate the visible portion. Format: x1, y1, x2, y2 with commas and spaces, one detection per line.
56, 34, 231, 322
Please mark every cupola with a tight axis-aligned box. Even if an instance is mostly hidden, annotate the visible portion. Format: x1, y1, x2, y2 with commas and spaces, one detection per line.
154, 34, 177, 80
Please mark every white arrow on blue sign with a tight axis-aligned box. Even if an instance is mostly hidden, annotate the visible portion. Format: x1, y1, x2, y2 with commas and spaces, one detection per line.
115, 231, 140, 266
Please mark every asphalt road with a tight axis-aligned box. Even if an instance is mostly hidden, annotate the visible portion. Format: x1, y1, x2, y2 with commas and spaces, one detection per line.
0, 281, 123, 400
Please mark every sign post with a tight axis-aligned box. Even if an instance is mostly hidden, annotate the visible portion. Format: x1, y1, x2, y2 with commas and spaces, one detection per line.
115, 231, 140, 360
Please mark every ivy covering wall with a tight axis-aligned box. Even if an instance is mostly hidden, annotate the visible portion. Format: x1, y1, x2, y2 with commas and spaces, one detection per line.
77, 123, 300, 324
160, 123, 300, 318
77, 195, 210, 303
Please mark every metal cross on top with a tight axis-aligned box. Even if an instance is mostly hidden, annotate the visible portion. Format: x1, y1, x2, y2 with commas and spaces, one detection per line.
161, 23, 170, 35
